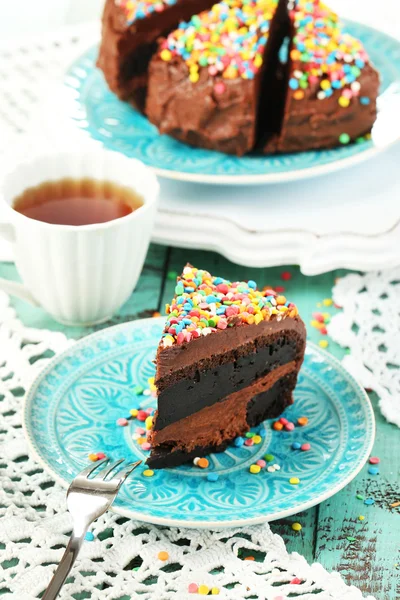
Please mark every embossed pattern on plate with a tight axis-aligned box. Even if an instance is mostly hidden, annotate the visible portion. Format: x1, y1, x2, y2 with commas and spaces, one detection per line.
23, 318, 375, 528
64, 21, 400, 184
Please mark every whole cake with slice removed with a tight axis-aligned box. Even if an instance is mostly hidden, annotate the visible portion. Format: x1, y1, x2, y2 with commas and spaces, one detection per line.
147, 265, 306, 469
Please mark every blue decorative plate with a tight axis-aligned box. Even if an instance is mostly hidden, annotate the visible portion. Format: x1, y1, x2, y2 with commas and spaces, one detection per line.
23, 318, 375, 528
63, 21, 400, 184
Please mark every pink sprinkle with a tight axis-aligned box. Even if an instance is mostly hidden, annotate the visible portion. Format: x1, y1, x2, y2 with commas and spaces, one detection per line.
137, 410, 148, 422
177, 332, 185, 345
141, 442, 151, 451
256, 459, 266, 468
284, 422, 295, 431
279, 417, 289, 425
116, 418, 128, 427
342, 88, 353, 99
217, 319, 227, 330
208, 65, 218, 76
301, 443, 311, 451
312, 312, 324, 323
146, 407, 153, 415
369, 457, 380, 464
214, 82, 226, 95
273, 597, 286, 600
290, 577, 302, 585
188, 583, 198, 593
244, 439, 254, 447
97, 452, 106, 459
136, 427, 145, 435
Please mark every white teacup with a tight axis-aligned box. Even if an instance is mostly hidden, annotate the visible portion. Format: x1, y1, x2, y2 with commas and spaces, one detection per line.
0, 149, 159, 326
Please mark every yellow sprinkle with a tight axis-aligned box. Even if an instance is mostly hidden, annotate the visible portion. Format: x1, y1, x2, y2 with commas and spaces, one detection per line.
320, 79, 331, 90
323, 298, 333, 306
160, 49, 172, 61
339, 96, 350, 108
211, 588, 220, 595
322, 312, 330, 320
88, 453, 98, 462
358, 515, 365, 521
319, 340, 329, 349
289, 477, 300, 485
292, 522, 302, 531
198, 585, 209, 595
311, 320, 324, 329
254, 54, 263, 68
250, 464, 261, 474
148, 377, 155, 385
253, 435, 262, 444
130, 409, 138, 417
189, 72, 200, 83
145, 416, 153, 430
143, 469, 154, 477
254, 313, 263, 324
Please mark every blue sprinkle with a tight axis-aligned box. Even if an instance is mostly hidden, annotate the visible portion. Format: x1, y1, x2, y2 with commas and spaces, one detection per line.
360, 96, 370, 105
368, 466, 379, 475
207, 473, 219, 482
292, 442, 301, 450
356, 59, 365, 69
289, 78, 299, 90
213, 277, 224, 285
332, 80, 342, 89
183, 318, 193, 325
248, 280, 257, 289
206, 295, 219, 304
234, 437, 244, 447
364, 498, 375, 505
216, 307, 226, 315
324, 88, 333, 98
85, 532, 95, 542
176, 297, 184, 305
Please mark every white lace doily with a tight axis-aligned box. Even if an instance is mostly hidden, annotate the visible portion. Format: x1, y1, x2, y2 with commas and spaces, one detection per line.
0, 289, 376, 600
329, 268, 400, 428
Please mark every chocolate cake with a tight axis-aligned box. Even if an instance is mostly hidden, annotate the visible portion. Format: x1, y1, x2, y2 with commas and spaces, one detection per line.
263, 0, 380, 152
97, 0, 216, 111
98, 0, 380, 154
147, 265, 306, 469
145, 0, 288, 155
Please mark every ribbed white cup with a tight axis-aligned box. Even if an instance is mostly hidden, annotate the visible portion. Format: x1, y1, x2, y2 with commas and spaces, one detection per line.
0, 149, 159, 325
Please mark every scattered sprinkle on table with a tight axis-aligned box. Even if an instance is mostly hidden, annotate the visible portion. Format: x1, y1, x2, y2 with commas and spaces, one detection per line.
145, 416, 153, 430
116, 417, 128, 427
289, 477, 300, 485
346, 536, 356, 542
319, 340, 329, 349
264, 454, 274, 462
207, 473, 219, 482
292, 442, 301, 450
158, 551, 169, 561
253, 435, 262, 444
85, 532, 95, 541
273, 421, 284, 431
368, 466, 379, 475
188, 583, 198, 593
364, 498, 375, 505
250, 464, 261, 474
136, 410, 148, 422
133, 384, 144, 395
369, 456, 380, 464
390, 501, 400, 508
301, 443, 311, 451
281, 271, 292, 281
211, 588, 220, 595
234, 436, 244, 447
198, 585, 209, 595
297, 417, 308, 426
194, 458, 209, 469
143, 469, 154, 477
244, 556, 255, 561
245, 438, 254, 446
167, 270, 178, 280
356, 494, 364, 500
323, 298, 333, 306
141, 442, 151, 451
358, 515, 365, 521
152, 311, 161, 318
290, 577, 302, 585
292, 522, 302, 532
256, 459, 266, 468
130, 408, 139, 417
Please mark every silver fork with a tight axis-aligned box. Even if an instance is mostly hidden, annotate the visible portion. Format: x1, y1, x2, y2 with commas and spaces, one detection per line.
43, 457, 142, 600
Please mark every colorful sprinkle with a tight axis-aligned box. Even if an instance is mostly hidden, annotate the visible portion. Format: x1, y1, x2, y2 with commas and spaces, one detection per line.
290, 577, 302, 585
85, 532, 95, 541
264, 454, 274, 462
289, 477, 300, 485
198, 585, 209, 595
339, 133, 350, 144
88, 453, 99, 462
197, 458, 209, 469
141, 442, 151, 451
116, 418, 128, 427
297, 417, 308, 426
368, 466, 379, 475
369, 456, 380, 464
158, 551, 169, 561
133, 385, 144, 395
292, 442, 301, 450
273, 421, 284, 431
356, 494, 364, 500
284, 422, 295, 431
244, 438, 254, 446
130, 409, 139, 417
319, 340, 329, 348
301, 443, 311, 452
358, 515, 365, 521
161, 265, 298, 347
253, 435, 262, 444
234, 436, 245, 447
390, 501, 400, 508
364, 498, 375, 505
188, 583, 199, 593
136, 410, 148, 422
291, 522, 302, 532
250, 464, 261, 474
346, 536, 356, 542
256, 459, 266, 468
244, 556, 255, 561
211, 588, 220, 595
207, 473, 219, 482
143, 469, 154, 477
281, 271, 292, 281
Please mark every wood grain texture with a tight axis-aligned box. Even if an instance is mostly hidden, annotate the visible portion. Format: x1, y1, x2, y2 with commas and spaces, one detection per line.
1, 244, 398, 599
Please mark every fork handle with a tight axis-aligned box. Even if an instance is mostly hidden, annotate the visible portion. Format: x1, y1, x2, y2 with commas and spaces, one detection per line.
42, 530, 87, 600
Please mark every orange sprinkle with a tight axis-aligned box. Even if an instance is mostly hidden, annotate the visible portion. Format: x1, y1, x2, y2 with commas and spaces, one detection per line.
390, 501, 400, 508
152, 311, 161, 318
293, 90, 305, 100
244, 556, 255, 561
273, 421, 284, 431
198, 458, 209, 469
158, 551, 169, 561
297, 417, 309, 426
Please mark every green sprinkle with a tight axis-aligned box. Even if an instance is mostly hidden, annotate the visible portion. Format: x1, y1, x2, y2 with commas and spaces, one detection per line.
356, 494, 364, 500
346, 537, 356, 542
264, 454, 274, 462
339, 133, 350, 145
208, 318, 217, 327
167, 270, 178, 280
133, 385, 144, 395
245, 432, 255, 438
175, 284, 184, 295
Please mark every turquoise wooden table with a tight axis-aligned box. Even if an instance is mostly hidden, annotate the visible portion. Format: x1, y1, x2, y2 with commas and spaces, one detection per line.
1, 245, 398, 599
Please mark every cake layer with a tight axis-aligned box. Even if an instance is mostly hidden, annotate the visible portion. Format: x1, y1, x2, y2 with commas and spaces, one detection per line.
97, 0, 216, 110
147, 370, 297, 468
154, 333, 299, 431
146, 0, 288, 155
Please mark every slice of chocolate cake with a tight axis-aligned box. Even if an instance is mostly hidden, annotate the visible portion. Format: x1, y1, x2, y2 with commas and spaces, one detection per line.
97, 0, 216, 111
145, 0, 289, 155
263, 0, 380, 152
147, 265, 306, 468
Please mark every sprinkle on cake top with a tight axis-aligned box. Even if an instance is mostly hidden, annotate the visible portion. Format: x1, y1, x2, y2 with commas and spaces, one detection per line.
289, 0, 370, 104
159, 0, 280, 81
161, 265, 299, 348
117, 0, 177, 24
